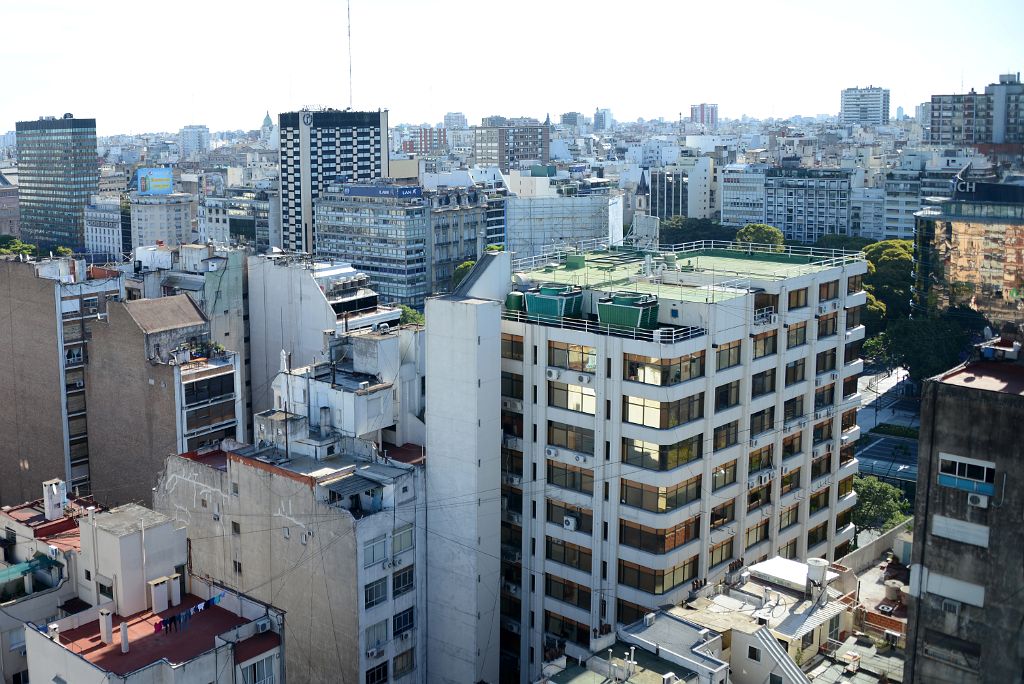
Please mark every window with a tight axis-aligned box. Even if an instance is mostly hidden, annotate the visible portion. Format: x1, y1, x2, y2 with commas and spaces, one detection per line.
782, 433, 802, 458
816, 348, 837, 374
619, 516, 700, 554
752, 331, 777, 358
548, 421, 595, 454
780, 503, 799, 530
809, 488, 830, 514
817, 312, 838, 338
938, 454, 996, 494
365, 619, 387, 649
779, 538, 797, 559
770, 674, 783, 684
713, 421, 739, 451
393, 649, 415, 677
364, 536, 386, 567
545, 537, 592, 572
751, 369, 775, 398
231, 521, 240, 535
233, 560, 243, 574
716, 340, 742, 370
787, 322, 807, 348
813, 420, 833, 444
749, 446, 773, 473
781, 467, 801, 494
241, 654, 275, 684
846, 305, 863, 329
545, 573, 591, 610
545, 610, 589, 646
548, 380, 597, 414
847, 274, 863, 294
807, 522, 828, 548
548, 341, 597, 372
814, 384, 835, 411
501, 371, 523, 399
365, 578, 387, 608
788, 288, 808, 310
713, 461, 737, 490
747, 484, 771, 512
785, 359, 806, 386
709, 537, 734, 567
623, 393, 704, 429
622, 435, 702, 471
715, 381, 740, 412
710, 499, 735, 528
501, 333, 523, 360
620, 476, 701, 513
750, 407, 775, 436
617, 599, 654, 626
366, 662, 388, 684
746, 520, 769, 549
393, 607, 414, 636
393, 565, 414, 597
838, 476, 854, 498
547, 460, 594, 494
393, 525, 414, 555
547, 499, 593, 533
783, 396, 804, 422
624, 352, 704, 385
818, 280, 839, 301
618, 556, 697, 595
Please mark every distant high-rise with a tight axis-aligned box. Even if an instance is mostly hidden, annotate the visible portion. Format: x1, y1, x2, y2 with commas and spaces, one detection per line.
690, 103, 719, 130
278, 109, 389, 252
473, 124, 550, 173
15, 114, 98, 250
929, 72, 1024, 145
444, 111, 468, 129
560, 111, 583, 127
593, 107, 613, 131
178, 124, 210, 160
840, 86, 890, 125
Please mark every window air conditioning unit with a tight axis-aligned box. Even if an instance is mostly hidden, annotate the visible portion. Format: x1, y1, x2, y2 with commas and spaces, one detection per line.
577, 373, 591, 385
967, 493, 988, 509
255, 618, 271, 634
545, 447, 559, 458
401, 631, 411, 641
563, 515, 578, 532
781, 465, 790, 475
366, 647, 382, 659
747, 479, 757, 489
546, 368, 561, 380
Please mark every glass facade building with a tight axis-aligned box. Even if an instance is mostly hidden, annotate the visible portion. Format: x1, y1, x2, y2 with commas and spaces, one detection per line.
16, 116, 98, 250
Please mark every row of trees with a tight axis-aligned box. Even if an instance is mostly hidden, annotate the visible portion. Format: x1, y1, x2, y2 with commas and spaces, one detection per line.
0, 236, 73, 257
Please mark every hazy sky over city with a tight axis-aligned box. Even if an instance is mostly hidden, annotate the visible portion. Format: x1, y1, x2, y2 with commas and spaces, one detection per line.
2, 0, 1022, 135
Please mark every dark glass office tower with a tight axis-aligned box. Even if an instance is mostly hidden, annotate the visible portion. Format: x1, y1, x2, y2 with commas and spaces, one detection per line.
16, 114, 98, 251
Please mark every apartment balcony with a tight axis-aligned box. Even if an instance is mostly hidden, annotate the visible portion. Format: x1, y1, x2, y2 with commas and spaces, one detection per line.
843, 358, 864, 377
501, 471, 523, 487
812, 440, 834, 459
500, 396, 524, 413
836, 490, 857, 513
64, 352, 86, 370
502, 509, 523, 526
845, 290, 867, 308
815, 371, 839, 388
841, 425, 861, 445
783, 417, 807, 436
845, 325, 866, 343
500, 543, 522, 565
502, 434, 524, 451
834, 521, 856, 547
752, 306, 779, 329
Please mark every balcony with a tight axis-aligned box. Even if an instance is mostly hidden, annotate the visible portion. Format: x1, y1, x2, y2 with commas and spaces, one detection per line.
500, 543, 522, 564
502, 309, 705, 345
502, 509, 523, 525
752, 306, 778, 329
841, 425, 861, 444
501, 397, 524, 413
501, 472, 523, 487
843, 358, 864, 376
502, 434, 524, 451
845, 325, 866, 343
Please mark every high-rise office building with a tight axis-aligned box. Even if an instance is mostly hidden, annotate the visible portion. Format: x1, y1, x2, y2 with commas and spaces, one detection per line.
690, 103, 719, 130
473, 124, 551, 173
15, 114, 98, 250
278, 109, 389, 253
764, 168, 853, 243
905, 339, 1024, 684
427, 243, 867, 682
444, 111, 468, 129
840, 87, 890, 126
929, 73, 1024, 145
178, 124, 211, 160
593, 108, 613, 131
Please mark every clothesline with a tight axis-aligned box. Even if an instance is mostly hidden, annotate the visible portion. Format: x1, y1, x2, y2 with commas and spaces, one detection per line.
154, 592, 226, 633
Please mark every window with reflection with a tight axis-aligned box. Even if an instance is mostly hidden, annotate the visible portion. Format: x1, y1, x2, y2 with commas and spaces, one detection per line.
784, 396, 804, 422
548, 381, 596, 414
713, 460, 737, 490
751, 369, 776, 397
749, 445, 774, 473
547, 460, 593, 494
624, 352, 704, 386
501, 333, 523, 360
713, 421, 739, 451
746, 520, 769, 549
708, 538, 734, 568
785, 359, 805, 386
782, 434, 802, 458
788, 288, 808, 310
715, 381, 740, 412
787, 322, 807, 348
622, 435, 702, 471
818, 312, 838, 338
620, 476, 701, 513
623, 393, 704, 429
548, 341, 597, 372
619, 516, 700, 554
710, 499, 735, 528
818, 280, 839, 301
548, 421, 594, 454
750, 407, 775, 436
752, 331, 777, 359
716, 340, 742, 370
618, 557, 698, 595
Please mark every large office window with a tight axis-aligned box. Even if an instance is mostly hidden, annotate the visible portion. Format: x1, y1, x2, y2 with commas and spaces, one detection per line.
547, 460, 594, 494
783, 396, 804, 422
548, 381, 596, 414
785, 359, 806, 385
624, 351, 705, 386
622, 435, 702, 471
620, 476, 701, 513
750, 407, 774, 436
546, 537, 592, 572
713, 421, 739, 451
619, 516, 700, 554
715, 381, 740, 412
751, 369, 776, 398
501, 333, 523, 360
788, 288, 808, 310
752, 331, 777, 358
787, 322, 807, 348
716, 340, 742, 370
708, 537, 734, 568
618, 556, 698, 595
548, 341, 597, 372
548, 421, 594, 454
623, 393, 704, 429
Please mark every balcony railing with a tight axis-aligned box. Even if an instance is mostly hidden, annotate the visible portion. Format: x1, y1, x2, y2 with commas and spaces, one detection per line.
501, 310, 705, 344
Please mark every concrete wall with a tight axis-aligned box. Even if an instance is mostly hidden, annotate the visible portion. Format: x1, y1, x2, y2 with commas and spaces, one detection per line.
425, 296, 502, 684
836, 517, 912, 574
0, 260, 67, 504
86, 303, 179, 505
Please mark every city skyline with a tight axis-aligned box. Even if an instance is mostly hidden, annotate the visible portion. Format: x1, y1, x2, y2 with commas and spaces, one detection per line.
2, 0, 1021, 135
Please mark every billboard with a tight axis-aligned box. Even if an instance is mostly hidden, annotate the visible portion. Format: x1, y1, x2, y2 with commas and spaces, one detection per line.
137, 168, 174, 195
342, 185, 422, 199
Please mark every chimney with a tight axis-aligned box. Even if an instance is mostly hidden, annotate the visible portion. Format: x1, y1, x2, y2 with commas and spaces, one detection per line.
120, 622, 129, 653
99, 609, 113, 644
42, 479, 67, 521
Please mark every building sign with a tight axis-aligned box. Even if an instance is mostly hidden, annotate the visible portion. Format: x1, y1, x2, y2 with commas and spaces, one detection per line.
342, 185, 422, 199
955, 181, 977, 194
137, 168, 173, 195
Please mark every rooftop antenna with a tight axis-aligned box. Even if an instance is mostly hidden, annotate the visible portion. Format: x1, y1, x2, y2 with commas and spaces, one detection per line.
347, 0, 354, 108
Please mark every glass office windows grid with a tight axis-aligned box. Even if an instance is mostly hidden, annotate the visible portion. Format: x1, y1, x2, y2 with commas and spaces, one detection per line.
713, 421, 739, 451
622, 435, 701, 471
624, 351, 704, 386
548, 421, 595, 454
623, 393, 704, 429
619, 516, 700, 554
787, 322, 807, 348
548, 381, 596, 414
620, 475, 701, 513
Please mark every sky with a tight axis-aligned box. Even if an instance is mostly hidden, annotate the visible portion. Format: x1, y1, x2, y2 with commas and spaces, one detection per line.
1, 0, 1022, 136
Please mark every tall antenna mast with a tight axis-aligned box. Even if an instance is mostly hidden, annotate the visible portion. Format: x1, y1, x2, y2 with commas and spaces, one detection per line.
347, 0, 354, 108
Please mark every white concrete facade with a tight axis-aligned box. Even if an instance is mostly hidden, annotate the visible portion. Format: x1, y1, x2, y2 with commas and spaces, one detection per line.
720, 164, 767, 228
129, 192, 196, 249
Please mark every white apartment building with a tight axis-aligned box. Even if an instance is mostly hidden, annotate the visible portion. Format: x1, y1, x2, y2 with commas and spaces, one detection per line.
426, 243, 866, 683
840, 87, 890, 126
129, 192, 196, 248
720, 164, 768, 227
84, 195, 123, 260
850, 187, 885, 239
764, 169, 853, 243
178, 124, 211, 160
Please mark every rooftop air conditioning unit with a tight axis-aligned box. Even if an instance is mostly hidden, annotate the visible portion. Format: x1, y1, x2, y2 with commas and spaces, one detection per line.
546, 368, 561, 380
967, 493, 988, 509
255, 618, 271, 634
563, 515, 578, 532
545, 447, 559, 458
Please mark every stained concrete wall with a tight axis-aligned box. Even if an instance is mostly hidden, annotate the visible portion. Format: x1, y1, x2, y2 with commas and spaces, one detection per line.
905, 377, 1024, 684
0, 260, 67, 504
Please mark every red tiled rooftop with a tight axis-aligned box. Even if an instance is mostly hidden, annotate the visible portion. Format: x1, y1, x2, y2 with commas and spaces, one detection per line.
386, 442, 426, 465
234, 630, 280, 664
60, 594, 250, 675
181, 449, 229, 471
939, 361, 1024, 395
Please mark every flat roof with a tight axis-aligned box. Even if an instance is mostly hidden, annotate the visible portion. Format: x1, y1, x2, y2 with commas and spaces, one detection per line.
58, 594, 270, 676
937, 360, 1024, 396
94, 504, 173, 537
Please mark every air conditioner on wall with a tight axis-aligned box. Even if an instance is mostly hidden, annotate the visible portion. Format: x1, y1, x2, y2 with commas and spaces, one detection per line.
967, 493, 988, 509
563, 515, 578, 532
545, 447, 559, 458
546, 368, 561, 380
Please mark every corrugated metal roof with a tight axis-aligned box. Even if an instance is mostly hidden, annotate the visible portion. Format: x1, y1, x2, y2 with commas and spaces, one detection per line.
324, 474, 379, 498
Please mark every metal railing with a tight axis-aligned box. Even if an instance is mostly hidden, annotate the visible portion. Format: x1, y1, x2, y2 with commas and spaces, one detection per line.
501, 309, 706, 344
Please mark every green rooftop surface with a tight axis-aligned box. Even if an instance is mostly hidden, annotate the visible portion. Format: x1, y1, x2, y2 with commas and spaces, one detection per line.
517, 245, 861, 304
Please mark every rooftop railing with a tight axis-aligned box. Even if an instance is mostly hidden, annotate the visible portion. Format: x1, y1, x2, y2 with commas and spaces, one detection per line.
501, 309, 706, 344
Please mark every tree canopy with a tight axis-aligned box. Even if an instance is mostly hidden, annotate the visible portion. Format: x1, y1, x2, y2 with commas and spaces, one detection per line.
398, 305, 424, 325
863, 239, 913, 320
659, 217, 736, 244
852, 475, 910, 533
813, 234, 876, 252
0, 236, 36, 256
885, 317, 967, 381
452, 260, 475, 289
736, 223, 784, 248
